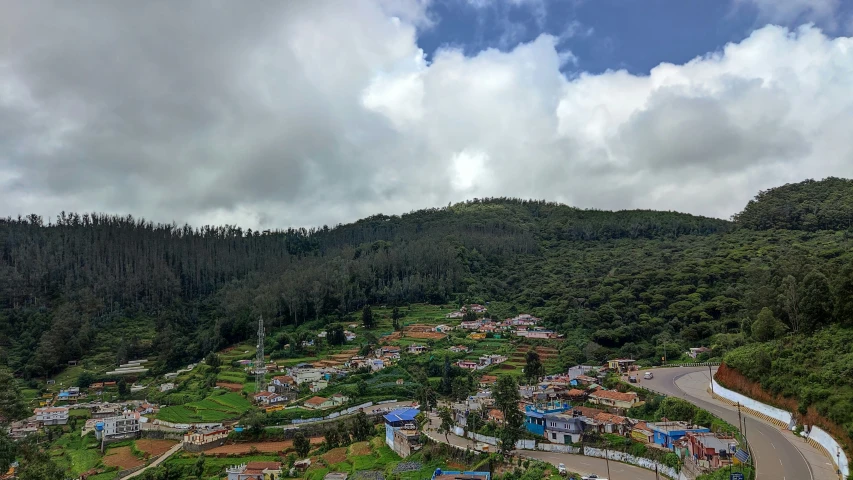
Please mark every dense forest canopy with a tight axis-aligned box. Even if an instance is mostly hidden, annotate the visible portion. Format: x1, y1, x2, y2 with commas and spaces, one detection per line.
1, 179, 852, 407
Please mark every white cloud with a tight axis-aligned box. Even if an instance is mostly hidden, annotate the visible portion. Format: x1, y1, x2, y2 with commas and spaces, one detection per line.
1, 3, 853, 229
733, 0, 842, 30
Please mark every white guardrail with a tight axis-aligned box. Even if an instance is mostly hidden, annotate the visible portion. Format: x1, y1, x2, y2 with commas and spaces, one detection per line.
712, 379, 849, 478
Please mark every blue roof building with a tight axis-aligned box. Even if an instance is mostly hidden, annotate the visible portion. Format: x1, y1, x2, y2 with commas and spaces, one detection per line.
384, 408, 420, 449
649, 421, 710, 449
524, 400, 572, 436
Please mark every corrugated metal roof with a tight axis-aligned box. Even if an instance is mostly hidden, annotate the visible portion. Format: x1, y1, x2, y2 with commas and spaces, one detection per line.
383, 407, 420, 423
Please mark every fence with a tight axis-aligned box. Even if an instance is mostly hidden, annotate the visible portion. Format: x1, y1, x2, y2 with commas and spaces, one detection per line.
584, 447, 678, 479
152, 419, 223, 430
536, 443, 580, 454
663, 362, 721, 368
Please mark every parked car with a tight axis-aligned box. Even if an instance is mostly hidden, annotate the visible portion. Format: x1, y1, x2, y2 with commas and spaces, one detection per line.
558, 463, 567, 475
628, 375, 637, 383
644, 372, 654, 379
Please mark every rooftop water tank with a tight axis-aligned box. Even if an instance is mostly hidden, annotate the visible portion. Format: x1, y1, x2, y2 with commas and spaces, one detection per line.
95, 422, 104, 431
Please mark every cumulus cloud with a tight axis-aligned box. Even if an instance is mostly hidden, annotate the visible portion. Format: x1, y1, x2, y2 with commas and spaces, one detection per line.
1, 2, 852, 229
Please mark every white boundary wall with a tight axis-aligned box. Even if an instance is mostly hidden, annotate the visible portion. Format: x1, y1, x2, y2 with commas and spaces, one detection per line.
711, 379, 792, 426
712, 379, 849, 478
800, 426, 848, 478
583, 447, 677, 479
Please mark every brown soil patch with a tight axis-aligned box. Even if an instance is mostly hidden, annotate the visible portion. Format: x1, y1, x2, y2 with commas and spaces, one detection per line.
103, 446, 144, 470
404, 332, 446, 340
323, 447, 348, 464
350, 441, 371, 456
206, 437, 323, 455
135, 439, 177, 457
216, 382, 243, 392
499, 364, 516, 370
381, 332, 402, 343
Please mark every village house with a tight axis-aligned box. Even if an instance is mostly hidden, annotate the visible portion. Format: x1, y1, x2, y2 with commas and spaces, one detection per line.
432, 470, 490, 480
303, 393, 349, 410
100, 411, 141, 440
544, 413, 586, 444
524, 400, 572, 435
392, 422, 422, 458
446, 311, 464, 319
685, 432, 738, 469
648, 421, 711, 449
293, 368, 325, 385
8, 420, 39, 439
271, 375, 296, 390
567, 365, 597, 380
515, 328, 562, 339
91, 404, 122, 419
408, 344, 429, 355
184, 427, 229, 451
631, 421, 655, 444
459, 320, 481, 330
434, 324, 454, 333
449, 345, 469, 353
253, 391, 288, 405
345, 331, 357, 342
57, 387, 81, 402
457, 360, 479, 370
606, 359, 637, 373
370, 358, 386, 372
588, 390, 642, 410
310, 379, 329, 393
464, 304, 487, 314
135, 403, 157, 415
504, 314, 540, 326
226, 461, 282, 480
478, 354, 507, 367
35, 407, 69, 426
570, 375, 597, 387
467, 332, 486, 340
487, 408, 505, 424
688, 347, 712, 359
376, 346, 401, 358
563, 388, 588, 401
589, 412, 632, 436
383, 407, 420, 449
159, 382, 175, 392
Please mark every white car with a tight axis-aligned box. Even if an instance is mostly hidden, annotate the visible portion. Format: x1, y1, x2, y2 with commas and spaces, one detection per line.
558, 463, 567, 475
644, 371, 654, 380
582, 475, 607, 480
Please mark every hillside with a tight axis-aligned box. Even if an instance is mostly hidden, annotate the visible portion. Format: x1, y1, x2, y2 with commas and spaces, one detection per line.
1, 179, 852, 423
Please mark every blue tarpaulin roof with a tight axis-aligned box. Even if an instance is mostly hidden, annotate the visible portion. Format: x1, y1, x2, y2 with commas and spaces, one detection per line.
383, 407, 419, 423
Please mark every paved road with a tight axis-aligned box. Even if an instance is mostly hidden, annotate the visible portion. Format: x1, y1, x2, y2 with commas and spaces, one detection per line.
424, 412, 662, 480
642, 367, 828, 480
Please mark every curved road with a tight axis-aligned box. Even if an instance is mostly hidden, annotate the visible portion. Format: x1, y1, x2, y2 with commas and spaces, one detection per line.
642, 367, 817, 480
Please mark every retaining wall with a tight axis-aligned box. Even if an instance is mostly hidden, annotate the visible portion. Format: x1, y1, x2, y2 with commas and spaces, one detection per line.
583, 447, 677, 479
712, 378, 849, 478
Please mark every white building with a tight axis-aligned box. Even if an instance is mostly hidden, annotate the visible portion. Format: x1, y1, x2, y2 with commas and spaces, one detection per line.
35, 407, 69, 426
102, 412, 141, 439
160, 382, 175, 392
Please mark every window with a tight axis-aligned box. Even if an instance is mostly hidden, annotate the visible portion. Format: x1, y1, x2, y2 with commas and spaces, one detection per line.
551, 433, 556, 440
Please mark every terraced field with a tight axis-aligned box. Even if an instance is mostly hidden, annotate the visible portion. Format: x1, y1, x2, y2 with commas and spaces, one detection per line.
157, 392, 251, 423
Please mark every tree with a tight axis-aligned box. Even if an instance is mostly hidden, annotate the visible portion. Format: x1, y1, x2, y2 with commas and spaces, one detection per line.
497, 407, 524, 455
76, 371, 97, 389
493, 375, 521, 421
205, 352, 222, 370
438, 407, 455, 442
778, 275, 802, 333
800, 270, 834, 332
194, 453, 206, 478
463, 309, 478, 322
524, 350, 544, 384
392, 307, 403, 331
0, 430, 15, 474
327, 325, 347, 346
246, 412, 266, 435
351, 411, 374, 441
751, 307, 786, 341
293, 431, 311, 458
324, 426, 340, 449
466, 412, 483, 445
440, 355, 453, 394
362, 305, 375, 329
0, 370, 27, 422
118, 378, 129, 396
416, 384, 437, 411
336, 420, 351, 446
834, 264, 853, 326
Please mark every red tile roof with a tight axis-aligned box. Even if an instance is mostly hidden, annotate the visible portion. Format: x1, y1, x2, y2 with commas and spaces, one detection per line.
590, 390, 638, 402
305, 396, 328, 406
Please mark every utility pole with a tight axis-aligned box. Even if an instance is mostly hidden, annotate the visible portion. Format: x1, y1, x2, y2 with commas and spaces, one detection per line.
737, 403, 743, 437
605, 446, 612, 479
255, 315, 265, 393
655, 463, 660, 480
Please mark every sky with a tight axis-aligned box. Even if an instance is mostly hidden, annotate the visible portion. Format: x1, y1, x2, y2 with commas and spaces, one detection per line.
1, 0, 852, 229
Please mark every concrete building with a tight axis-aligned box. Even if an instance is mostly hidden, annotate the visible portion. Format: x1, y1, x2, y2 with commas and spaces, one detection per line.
226, 461, 282, 480
392, 424, 422, 458
184, 427, 230, 452
35, 407, 69, 426
649, 421, 710, 449
384, 408, 420, 449
588, 390, 642, 410
685, 432, 738, 469
101, 412, 141, 440
543, 413, 585, 444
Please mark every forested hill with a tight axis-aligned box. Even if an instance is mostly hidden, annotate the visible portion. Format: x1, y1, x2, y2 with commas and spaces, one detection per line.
1, 179, 852, 384
733, 177, 853, 231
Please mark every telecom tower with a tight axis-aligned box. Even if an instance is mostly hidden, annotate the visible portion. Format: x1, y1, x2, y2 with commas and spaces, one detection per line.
255, 315, 265, 393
